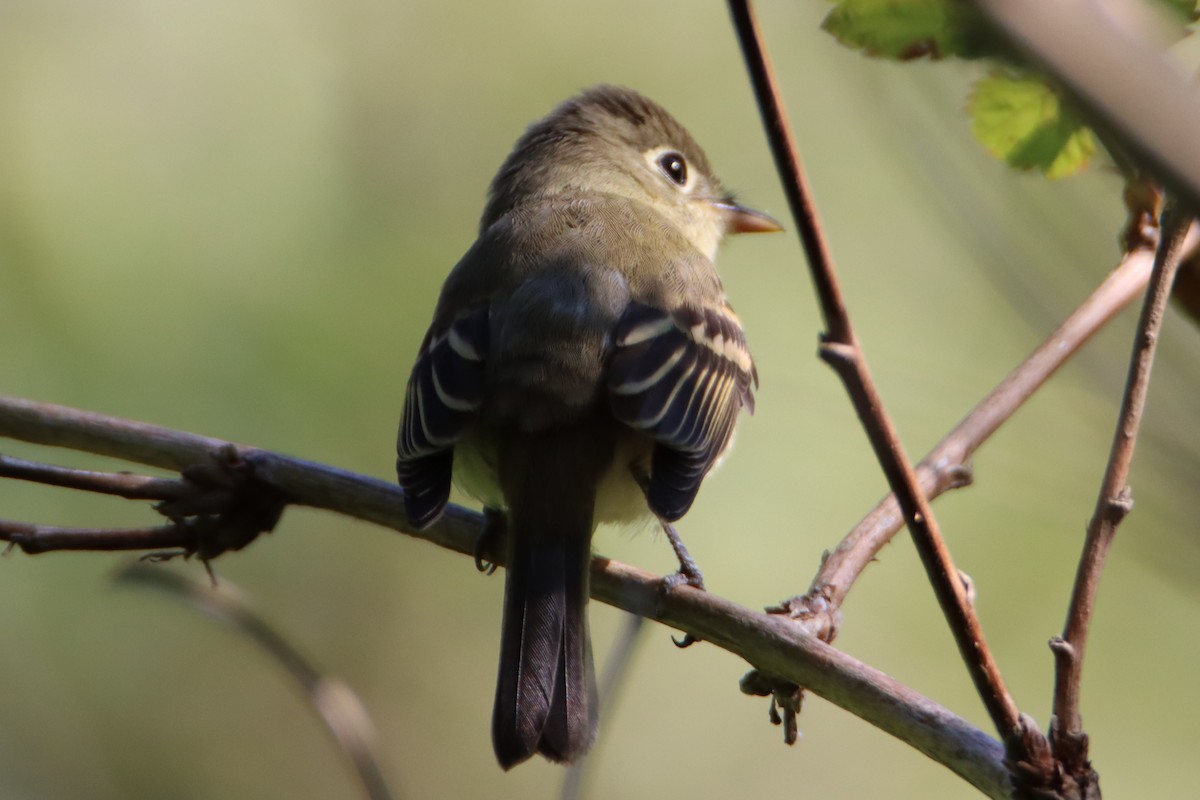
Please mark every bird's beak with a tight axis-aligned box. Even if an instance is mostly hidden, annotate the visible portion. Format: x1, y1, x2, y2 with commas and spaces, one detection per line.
715, 201, 784, 235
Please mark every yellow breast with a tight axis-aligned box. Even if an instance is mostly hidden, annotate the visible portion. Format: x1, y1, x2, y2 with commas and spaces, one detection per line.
452, 430, 656, 532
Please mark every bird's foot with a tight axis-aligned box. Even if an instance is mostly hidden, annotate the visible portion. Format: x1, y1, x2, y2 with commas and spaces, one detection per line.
659, 520, 705, 647
473, 508, 506, 575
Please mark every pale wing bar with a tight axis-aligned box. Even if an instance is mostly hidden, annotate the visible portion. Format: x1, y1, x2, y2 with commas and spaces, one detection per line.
608, 301, 756, 521
396, 308, 490, 527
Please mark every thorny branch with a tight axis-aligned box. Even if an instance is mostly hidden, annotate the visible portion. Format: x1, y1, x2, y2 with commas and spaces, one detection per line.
780, 226, 1196, 639
1048, 205, 1192, 787
0, 448, 287, 561
0, 395, 1011, 798
727, 0, 1023, 749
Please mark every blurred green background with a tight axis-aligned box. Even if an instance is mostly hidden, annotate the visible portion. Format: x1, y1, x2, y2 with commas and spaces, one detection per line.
2, 2, 1199, 798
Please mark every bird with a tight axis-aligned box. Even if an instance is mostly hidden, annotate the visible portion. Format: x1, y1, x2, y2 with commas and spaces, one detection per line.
396, 84, 779, 770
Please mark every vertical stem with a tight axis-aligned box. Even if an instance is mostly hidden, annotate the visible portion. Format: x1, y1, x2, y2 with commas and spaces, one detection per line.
805, 244, 1164, 621
725, 0, 849, 342
726, 0, 1023, 744
1052, 204, 1190, 758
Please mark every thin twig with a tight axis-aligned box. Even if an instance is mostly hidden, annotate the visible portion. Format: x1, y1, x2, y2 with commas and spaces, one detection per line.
561, 612, 647, 800
1050, 204, 1192, 770
117, 564, 398, 800
0, 453, 188, 499
0, 395, 1011, 797
727, 0, 1022, 745
785, 230, 1193, 636
0, 447, 288, 560
723, 0, 846, 342
0, 519, 193, 553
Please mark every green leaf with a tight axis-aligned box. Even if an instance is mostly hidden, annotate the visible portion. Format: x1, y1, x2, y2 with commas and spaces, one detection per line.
822, 0, 985, 60
968, 74, 1096, 179
1154, 0, 1199, 24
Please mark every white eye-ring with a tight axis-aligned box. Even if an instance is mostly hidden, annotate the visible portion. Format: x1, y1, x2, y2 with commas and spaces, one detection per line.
645, 146, 694, 192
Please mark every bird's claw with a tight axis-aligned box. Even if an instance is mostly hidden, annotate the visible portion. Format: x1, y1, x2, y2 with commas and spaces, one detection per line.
474, 508, 505, 575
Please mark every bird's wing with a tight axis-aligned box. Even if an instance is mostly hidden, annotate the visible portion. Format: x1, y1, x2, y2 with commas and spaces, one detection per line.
396, 307, 490, 527
607, 300, 756, 521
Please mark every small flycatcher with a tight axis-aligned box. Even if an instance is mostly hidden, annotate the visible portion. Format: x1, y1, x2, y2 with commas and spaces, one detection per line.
397, 85, 778, 769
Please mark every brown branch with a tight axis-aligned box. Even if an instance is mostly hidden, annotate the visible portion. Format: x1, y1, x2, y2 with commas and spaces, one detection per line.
117, 564, 396, 800
1050, 205, 1192, 777
782, 229, 1195, 635
727, 0, 1023, 746
0, 394, 1011, 798
0, 443, 289, 560
968, 0, 1200, 215
722, 0, 846, 342
0, 519, 194, 553
0, 453, 189, 500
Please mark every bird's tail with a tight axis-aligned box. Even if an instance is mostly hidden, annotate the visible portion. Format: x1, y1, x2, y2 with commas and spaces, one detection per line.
492, 438, 600, 770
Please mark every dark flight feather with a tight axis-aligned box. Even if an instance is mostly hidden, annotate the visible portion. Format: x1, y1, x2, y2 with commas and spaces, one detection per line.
608, 301, 756, 520
396, 308, 489, 527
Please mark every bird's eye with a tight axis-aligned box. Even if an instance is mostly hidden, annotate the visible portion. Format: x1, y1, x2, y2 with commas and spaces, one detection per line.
657, 151, 688, 186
